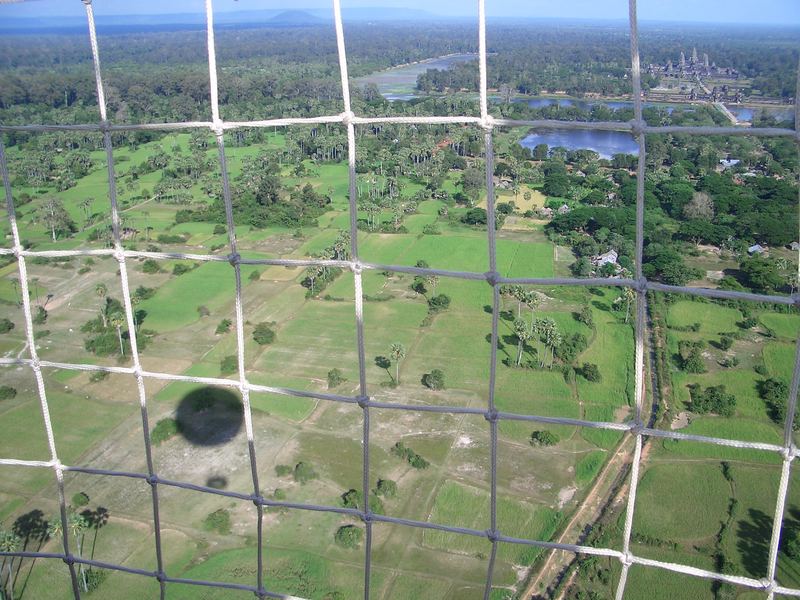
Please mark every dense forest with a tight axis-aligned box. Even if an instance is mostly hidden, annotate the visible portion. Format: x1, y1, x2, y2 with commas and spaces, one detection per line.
0, 21, 796, 125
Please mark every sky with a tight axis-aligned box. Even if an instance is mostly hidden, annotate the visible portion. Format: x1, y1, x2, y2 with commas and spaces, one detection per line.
1, 0, 799, 25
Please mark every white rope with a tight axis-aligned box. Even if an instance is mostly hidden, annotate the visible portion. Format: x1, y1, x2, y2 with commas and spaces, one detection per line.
81, 1, 168, 596
203, 1, 267, 596
0, 0, 797, 598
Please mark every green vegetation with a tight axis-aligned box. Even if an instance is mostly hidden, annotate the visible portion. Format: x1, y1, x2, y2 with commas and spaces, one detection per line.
150, 418, 180, 445
0, 17, 796, 600
203, 509, 232, 535
334, 525, 363, 549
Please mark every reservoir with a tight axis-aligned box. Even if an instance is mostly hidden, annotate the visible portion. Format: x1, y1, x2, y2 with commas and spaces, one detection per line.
355, 53, 478, 100
519, 130, 639, 160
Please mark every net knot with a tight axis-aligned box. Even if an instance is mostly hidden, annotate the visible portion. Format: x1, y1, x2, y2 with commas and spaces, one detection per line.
480, 115, 496, 132
228, 252, 241, 266
782, 446, 795, 461
621, 551, 634, 567
81, 0, 93, 5
792, 292, 800, 308
98, 119, 111, 133
485, 271, 500, 287
146, 474, 159, 486
484, 409, 498, 423
486, 529, 500, 543
211, 119, 224, 137
636, 277, 648, 293
155, 571, 167, 583
360, 510, 373, 524
630, 119, 646, 138
63, 554, 76, 566
629, 419, 645, 435
351, 261, 363, 275
760, 578, 774, 593
113, 249, 125, 263
357, 395, 370, 409
341, 111, 356, 127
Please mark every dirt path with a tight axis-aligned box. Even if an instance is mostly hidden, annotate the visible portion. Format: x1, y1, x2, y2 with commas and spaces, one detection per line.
519, 432, 635, 599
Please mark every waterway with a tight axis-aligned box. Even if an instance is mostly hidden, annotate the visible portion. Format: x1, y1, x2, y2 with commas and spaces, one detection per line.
354, 53, 479, 101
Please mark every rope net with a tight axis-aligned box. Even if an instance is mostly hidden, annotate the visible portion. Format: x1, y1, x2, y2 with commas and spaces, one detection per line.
0, 0, 798, 599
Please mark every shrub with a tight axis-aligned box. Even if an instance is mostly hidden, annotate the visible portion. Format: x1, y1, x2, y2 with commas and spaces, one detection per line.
718, 335, 734, 351
33, 306, 47, 325
334, 525, 363, 549
340, 489, 384, 513
220, 355, 237, 375
141, 259, 161, 274
678, 340, 706, 373
172, 263, 194, 276
72, 492, 90, 507
151, 418, 179, 445
156, 233, 186, 244
422, 369, 445, 390
89, 371, 110, 383
375, 479, 397, 498
759, 378, 794, 427
422, 223, 441, 235
133, 285, 156, 301
253, 322, 276, 345
275, 465, 292, 477
576, 306, 594, 328
391, 441, 429, 469
213, 224, 227, 235
740, 317, 759, 329
203, 508, 231, 534
197, 305, 210, 318
327, 368, 345, 389
248, 270, 261, 282
428, 294, 451, 312
0, 318, 14, 333
530, 430, 560, 447
293, 462, 318, 484
273, 488, 286, 500
215, 319, 232, 334
688, 384, 736, 417
581, 363, 602, 382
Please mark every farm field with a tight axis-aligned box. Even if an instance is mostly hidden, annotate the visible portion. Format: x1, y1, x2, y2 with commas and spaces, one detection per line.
1, 124, 797, 600
0, 132, 643, 600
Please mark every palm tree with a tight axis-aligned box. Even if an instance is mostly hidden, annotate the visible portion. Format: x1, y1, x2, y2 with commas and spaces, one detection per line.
0, 529, 20, 600
95, 283, 108, 329
513, 319, 530, 367
110, 313, 125, 356
389, 343, 406, 384
623, 287, 636, 324
68, 513, 89, 592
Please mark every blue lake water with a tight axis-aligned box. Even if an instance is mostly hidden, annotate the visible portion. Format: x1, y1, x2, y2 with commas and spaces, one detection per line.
726, 105, 794, 123
514, 97, 682, 114
519, 130, 639, 159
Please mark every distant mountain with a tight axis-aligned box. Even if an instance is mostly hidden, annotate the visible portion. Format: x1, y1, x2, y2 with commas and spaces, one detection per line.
0, 6, 444, 33
268, 10, 326, 27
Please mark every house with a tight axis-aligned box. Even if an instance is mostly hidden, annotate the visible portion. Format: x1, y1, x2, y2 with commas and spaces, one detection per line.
538, 207, 554, 218
557, 204, 571, 215
719, 158, 740, 170
592, 249, 619, 267
790, 242, 800, 251
748, 244, 767, 255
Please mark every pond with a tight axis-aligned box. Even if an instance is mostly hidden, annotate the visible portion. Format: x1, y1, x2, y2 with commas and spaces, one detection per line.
519, 129, 639, 159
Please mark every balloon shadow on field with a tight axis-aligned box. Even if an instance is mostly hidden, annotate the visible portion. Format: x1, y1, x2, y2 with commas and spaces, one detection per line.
175, 387, 244, 447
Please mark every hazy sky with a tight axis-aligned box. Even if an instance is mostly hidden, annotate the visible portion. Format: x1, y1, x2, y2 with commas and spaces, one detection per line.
1, 0, 799, 25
